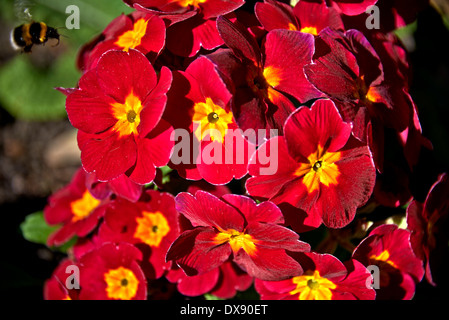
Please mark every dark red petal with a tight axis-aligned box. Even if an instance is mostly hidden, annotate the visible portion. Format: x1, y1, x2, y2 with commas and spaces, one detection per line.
200, 0, 245, 20
166, 227, 232, 276
263, 29, 322, 102
128, 120, 173, 184
174, 267, 220, 296
234, 248, 302, 281
139, 66, 172, 137
216, 16, 261, 64
221, 194, 284, 225
137, 14, 166, 61
333, 0, 379, 16
96, 49, 157, 103
246, 222, 310, 253
246, 136, 300, 200
210, 261, 253, 299
166, 15, 222, 57
108, 174, 143, 202
304, 31, 360, 101
185, 56, 232, 107
196, 132, 253, 185
284, 100, 352, 160
175, 191, 245, 230
255, 1, 298, 32
338, 259, 376, 300
317, 142, 376, 228
80, 132, 137, 182
293, 0, 344, 33
65, 71, 117, 134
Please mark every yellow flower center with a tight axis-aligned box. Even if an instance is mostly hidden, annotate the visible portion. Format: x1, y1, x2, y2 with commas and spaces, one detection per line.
300, 26, 318, 36
192, 97, 234, 143
70, 190, 101, 222
134, 211, 171, 247
104, 266, 139, 300
213, 228, 258, 256
370, 250, 398, 268
263, 66, 282, 88
289, 270, 337, 300
177, 0, 207, 8
287, 23, 298, 31
365, 86, 382, 103
115, 18, 149, 52
110, 90, 143, 138
294, 145, 341, 193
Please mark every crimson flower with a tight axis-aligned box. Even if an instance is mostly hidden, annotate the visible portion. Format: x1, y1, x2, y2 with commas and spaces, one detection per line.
77, 11, 166, 72
407, 173, 449, 286
127, 0, 245, 57
65, 49, 173, 184
304, 28, 411, 171
246, 99, 376, 229
166, 260, 253, 298
165, 56, 254, 185
207, 16, 322, 135
85, 172, 144, 203
166, 191, 310, 281
44, 168, 111, 247
352, 224, 424, 300
97, 190, 180, 279
255, 252, 375, 300
255, 0, 343, 35
78, 242, 147, 300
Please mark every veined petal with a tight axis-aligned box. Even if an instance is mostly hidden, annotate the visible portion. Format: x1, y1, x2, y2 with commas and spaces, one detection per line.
80, 131, 137, 182
175, 191, 245, 230
263, 29, 322, 102
166, 227, 232, 276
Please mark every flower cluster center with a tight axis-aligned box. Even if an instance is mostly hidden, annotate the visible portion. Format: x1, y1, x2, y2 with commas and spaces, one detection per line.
289, 270, 336, 300
115, 18, 149, 52
70, 190, 101, 222
111, 90, 143, 137
134, 211, 170, 247
104, 266, 139, 300
214, 228, 258, 256
192, 97, 233, 143
294, 145, 341, 193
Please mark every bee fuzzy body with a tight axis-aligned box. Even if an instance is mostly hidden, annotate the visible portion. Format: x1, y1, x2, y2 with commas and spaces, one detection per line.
11, 22, 60, 53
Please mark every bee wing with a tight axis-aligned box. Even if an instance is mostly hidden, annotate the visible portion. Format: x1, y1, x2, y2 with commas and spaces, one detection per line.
14, 0, 34, 22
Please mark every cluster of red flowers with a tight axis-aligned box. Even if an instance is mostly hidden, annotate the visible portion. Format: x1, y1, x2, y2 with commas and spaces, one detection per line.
42, 0, 448, 300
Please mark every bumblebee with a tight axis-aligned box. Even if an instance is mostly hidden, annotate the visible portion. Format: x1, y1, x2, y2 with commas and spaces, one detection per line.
11, 21, 60, 53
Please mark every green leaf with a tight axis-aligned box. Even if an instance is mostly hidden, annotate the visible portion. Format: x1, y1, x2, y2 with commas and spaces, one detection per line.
20, 211, 77, 252
20, 211, 58, 246
204, 293, 224, 300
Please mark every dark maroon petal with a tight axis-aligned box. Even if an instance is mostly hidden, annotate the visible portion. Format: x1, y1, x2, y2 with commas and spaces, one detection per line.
175, 191, 245, 230
216, 16, 261, 64
234, 248, 302, 281
166, 227, 232, 276
255, 0, 298, 32
263, 29, 322, 102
